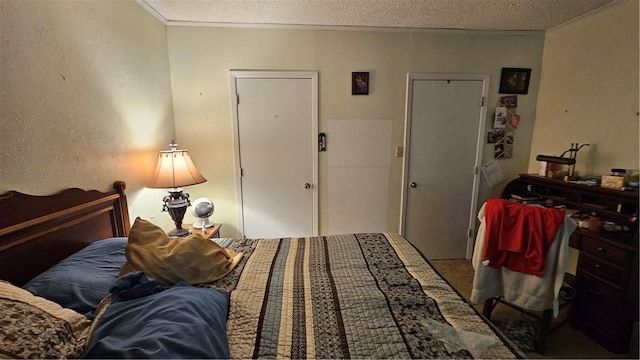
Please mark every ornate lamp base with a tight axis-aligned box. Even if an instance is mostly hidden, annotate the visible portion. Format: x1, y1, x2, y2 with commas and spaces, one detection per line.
168, 227, 190, 237
163, 188, 191, 237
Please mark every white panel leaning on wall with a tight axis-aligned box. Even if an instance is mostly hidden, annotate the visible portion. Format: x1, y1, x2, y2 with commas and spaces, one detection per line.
327, 119, 392, 235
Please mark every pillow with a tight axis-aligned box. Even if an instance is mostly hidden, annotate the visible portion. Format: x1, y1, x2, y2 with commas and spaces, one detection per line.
23, 237, 127, 316
120, 218, 243, 286
0, 280, 91, 359
83, 282, 230, 359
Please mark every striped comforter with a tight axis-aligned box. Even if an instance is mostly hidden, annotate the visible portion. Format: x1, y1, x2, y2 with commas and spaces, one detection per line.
212, 233, 519, 359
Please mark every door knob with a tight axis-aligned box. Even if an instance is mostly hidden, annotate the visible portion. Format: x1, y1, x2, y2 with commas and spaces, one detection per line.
304, 183, 312, 189
410, 182, 417, 188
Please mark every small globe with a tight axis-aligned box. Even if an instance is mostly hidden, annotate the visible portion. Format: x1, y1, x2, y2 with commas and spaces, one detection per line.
192, 197, 214, 218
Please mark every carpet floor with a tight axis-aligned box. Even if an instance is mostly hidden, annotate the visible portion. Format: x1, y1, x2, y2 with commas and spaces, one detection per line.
430, 259, 633, 359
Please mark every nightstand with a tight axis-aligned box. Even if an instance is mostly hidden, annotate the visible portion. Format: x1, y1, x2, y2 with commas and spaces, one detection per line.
185, 223, 221, 239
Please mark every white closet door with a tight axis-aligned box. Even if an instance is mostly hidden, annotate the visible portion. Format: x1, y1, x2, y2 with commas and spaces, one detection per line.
231, 71, 318, 239
402, 74, 488, 259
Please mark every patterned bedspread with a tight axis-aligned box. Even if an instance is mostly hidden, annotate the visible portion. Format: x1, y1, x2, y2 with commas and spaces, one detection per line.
210, 233, 519, 359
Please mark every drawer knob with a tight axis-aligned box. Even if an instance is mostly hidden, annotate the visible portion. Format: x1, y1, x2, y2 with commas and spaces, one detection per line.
594, 264, 601, 268
597, 247, 605, 252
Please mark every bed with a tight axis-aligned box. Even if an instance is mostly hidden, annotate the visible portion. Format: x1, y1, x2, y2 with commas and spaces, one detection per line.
0, 181, 522, 359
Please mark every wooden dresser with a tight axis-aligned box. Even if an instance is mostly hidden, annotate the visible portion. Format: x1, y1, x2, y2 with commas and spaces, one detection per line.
503, 174, 639, 353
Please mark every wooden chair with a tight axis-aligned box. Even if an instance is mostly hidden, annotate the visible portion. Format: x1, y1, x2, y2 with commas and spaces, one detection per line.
470, 199, 578, 354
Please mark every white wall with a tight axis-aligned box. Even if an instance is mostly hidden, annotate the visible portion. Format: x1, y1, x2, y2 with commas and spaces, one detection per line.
167, 27, 545, 237
0, 0, 176, 230
529, 0, 639, 176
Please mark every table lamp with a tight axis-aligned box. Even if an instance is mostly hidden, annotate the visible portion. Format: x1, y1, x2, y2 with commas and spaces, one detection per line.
536, 143, 589, 181
148, 140, 207, 236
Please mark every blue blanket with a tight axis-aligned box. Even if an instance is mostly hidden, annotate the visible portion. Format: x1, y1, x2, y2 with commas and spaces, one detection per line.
82, 273, 230, 359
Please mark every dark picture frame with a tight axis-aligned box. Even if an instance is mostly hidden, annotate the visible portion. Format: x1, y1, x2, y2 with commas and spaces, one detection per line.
352, 72, 369, 95
499, 68, 531, 94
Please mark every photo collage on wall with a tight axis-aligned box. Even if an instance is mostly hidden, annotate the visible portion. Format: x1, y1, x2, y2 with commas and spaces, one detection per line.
487, 95, 520, 159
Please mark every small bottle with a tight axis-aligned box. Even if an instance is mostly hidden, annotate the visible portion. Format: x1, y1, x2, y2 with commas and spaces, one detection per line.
589, 212, 601, 232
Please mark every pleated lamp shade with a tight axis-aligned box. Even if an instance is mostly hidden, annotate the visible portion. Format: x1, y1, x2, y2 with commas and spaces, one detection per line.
148, 141, 207, 189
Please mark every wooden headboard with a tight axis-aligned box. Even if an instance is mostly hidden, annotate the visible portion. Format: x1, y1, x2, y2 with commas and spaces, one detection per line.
0, 181, 130, 286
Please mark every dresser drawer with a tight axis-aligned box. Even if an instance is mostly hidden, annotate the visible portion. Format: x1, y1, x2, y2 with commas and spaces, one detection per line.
582, 302, 623, 335
576, 270, 626, 308
580, 319, 630, 353
581, 236, 629, 265
578, 253, 626, 287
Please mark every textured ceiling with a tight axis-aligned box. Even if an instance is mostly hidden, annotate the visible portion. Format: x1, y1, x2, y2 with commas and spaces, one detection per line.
140, 0, 618, 31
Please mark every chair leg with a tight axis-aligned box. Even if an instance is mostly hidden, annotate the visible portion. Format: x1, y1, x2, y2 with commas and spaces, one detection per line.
534, 309, 552, 354
482, 298, 496, 319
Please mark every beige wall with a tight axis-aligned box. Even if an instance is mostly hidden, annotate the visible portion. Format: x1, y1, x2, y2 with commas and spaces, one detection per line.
167, 27, 545, 237
529, 0, 639, 176
4, 0, 633, 240
0, 0, 176, 230
530, 0, 638, 274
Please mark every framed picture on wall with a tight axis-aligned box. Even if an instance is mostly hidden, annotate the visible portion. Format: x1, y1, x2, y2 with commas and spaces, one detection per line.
352, 72, 369, 95
499, 68, 531, 94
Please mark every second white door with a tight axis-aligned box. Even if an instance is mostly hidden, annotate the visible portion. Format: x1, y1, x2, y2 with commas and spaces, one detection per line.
231, 71, 318, 239
402, 74, 488, 259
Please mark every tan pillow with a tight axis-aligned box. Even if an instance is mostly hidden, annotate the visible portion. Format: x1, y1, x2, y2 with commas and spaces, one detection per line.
120, 218, 243, 285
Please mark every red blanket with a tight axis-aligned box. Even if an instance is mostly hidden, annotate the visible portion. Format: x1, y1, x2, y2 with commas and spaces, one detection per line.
482, 199, 565, 276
